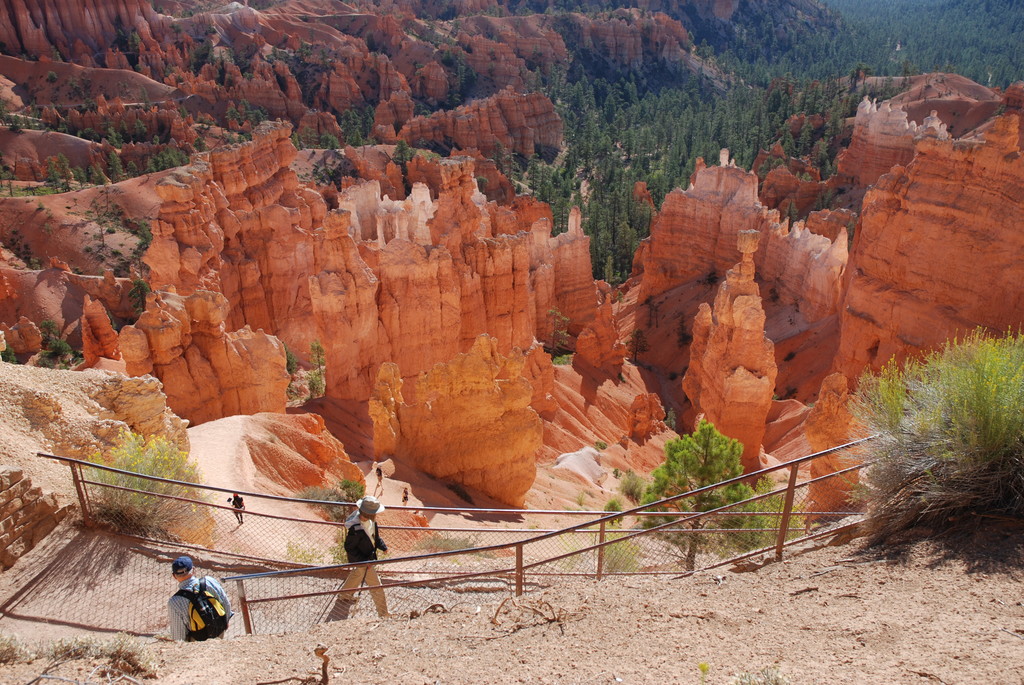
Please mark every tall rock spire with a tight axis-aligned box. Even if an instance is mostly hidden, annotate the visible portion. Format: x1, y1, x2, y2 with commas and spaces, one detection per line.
682, 230, 778, 472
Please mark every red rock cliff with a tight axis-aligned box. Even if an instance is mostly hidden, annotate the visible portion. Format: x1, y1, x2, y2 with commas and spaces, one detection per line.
834, 114, 1024, 380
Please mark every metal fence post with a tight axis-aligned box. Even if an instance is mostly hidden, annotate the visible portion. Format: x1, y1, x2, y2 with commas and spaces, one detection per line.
70, 462, 94, 527
515, 544, 524, 596
595, 520, 606, 580
774, 463, 801, 560
235, 579, 253, 635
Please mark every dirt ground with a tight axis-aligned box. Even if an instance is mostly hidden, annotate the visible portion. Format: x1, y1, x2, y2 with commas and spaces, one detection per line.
1, 518, 1022, 685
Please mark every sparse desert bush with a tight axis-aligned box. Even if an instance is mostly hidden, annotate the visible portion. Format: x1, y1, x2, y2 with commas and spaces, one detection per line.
298, 479, 365, 521
618, 469, 645, 503
87, 429, 211, 543
855, 329, 1024, 543
42, 635, 97, 662
286, 541, 324, 565
731, 666, 790, 685
602, 533, 641, 573
0, 633, 31, 664
412, 533, 478, 553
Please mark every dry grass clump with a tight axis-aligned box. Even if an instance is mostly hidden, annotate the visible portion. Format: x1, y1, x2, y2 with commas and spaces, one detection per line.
855, 330, 1024, 543
42, 632, 155, 679
0, 632, 33, 664
731, 666, 790, 684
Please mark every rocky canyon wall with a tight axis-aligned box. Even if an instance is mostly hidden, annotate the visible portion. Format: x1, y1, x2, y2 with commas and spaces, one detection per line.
833, 114, 1024, 380
369, 335, 541, 506
636, 150, 847, 325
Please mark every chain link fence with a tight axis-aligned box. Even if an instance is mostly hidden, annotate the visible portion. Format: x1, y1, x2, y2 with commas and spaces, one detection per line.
38, 437, 872, 635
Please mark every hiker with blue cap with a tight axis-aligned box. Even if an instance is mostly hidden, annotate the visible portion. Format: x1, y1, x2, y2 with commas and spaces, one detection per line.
336, 496, 390, 618
167, 555, 233, 641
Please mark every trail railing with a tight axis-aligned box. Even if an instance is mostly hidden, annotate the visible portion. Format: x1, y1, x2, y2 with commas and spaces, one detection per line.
39, 436, 874, 634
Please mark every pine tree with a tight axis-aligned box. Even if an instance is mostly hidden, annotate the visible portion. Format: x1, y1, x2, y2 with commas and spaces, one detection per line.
641, 420, 755, 569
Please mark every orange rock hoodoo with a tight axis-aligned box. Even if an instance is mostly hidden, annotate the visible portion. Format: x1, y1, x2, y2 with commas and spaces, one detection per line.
369, 335, 541, 507
637, 150, 847, 325
118, 289, 289, 425
834, 97, 947, 192
682, 229, 777, 472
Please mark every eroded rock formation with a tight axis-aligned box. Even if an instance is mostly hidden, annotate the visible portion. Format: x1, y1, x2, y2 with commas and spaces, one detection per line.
636, 150, 847, 325
804, 373, 862, 513
369, 335, 540, 506
118, 289, 289, 425
80, 295, 121, 366
575, 296, 628, 374
241, 413, 362, 493
397, 88, 562, 158
146, 124, 595, 422
682, 230, 777, 471
834, 96, 948, 192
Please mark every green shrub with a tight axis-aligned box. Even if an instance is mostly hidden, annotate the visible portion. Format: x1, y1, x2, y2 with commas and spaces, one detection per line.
594, 440, 607, 450
603, 497, 624, 528
552, 353, 573, 365
286, 541, 323, 565
618, 469, 645, 503
128, 279, 150, 315
284, 343, 299, 374
640, 420, 755, 569
729, 476, 803, 553
87, 429, 209, 542
297, 479, 365, 521
39, 318, 59, 346
855, 330, 1024, 543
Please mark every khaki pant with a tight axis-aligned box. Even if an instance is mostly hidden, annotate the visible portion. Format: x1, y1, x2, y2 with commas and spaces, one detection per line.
337, 564, 388, 618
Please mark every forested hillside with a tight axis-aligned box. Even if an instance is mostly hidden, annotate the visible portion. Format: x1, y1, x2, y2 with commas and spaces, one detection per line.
520, 0, 1020, 280
823, 0, 1024, 88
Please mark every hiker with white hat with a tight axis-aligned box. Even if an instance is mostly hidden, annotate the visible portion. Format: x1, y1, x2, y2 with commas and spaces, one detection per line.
337, 495, 390, 617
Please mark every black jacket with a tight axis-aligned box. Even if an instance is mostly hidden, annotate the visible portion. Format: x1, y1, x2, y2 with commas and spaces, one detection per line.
344, 518, 387, 563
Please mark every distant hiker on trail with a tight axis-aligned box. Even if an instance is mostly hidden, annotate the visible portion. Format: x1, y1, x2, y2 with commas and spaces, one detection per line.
337, 496, 390, 618
402, 487, 409, 505
374, 464, 384, 496
228, 493, 245, 524
167, 555, 232, 641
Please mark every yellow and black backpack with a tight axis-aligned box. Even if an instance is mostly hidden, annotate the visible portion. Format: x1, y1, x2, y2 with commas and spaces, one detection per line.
175, 579, 229, 641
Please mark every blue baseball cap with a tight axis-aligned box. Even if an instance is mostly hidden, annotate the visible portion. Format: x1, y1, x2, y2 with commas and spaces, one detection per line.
171, 556, 193, 574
